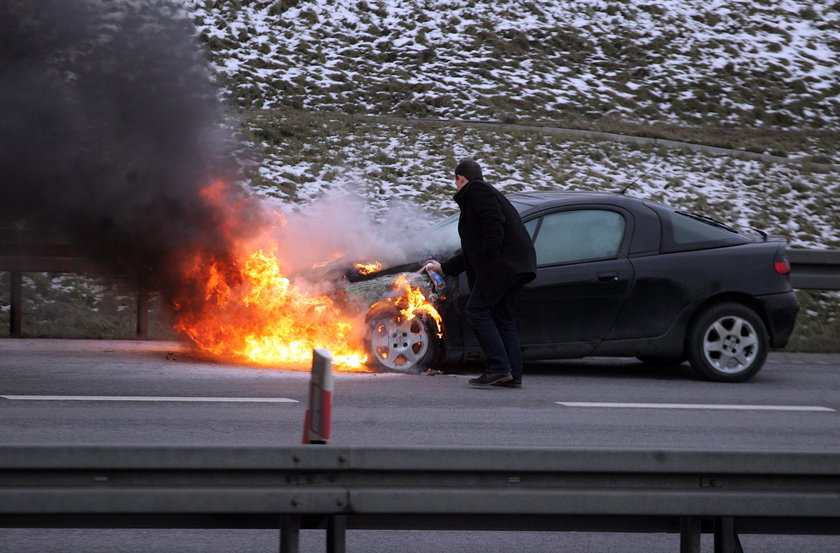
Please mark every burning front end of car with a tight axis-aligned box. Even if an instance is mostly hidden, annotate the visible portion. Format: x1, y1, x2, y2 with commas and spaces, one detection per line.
341, 269, 446, 373
170, 190, 449, 373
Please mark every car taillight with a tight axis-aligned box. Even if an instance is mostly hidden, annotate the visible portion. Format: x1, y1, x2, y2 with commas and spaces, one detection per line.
774, 259, 791, 275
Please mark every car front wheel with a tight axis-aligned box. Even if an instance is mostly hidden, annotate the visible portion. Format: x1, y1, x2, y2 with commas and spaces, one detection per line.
687, 302, 769, 382
365, 308, 441, 373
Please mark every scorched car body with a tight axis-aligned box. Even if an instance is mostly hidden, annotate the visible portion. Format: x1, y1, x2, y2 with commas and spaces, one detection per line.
351, 192, 799, 382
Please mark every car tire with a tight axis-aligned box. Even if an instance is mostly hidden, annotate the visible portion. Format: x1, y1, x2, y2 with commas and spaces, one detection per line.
686, 302, 769, 382
365, 307, 441, 373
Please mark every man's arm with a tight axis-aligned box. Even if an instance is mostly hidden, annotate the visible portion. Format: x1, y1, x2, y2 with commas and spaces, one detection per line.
440, 253, 465, 276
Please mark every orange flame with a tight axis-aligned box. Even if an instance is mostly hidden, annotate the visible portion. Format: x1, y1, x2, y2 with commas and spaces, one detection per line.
171, 181, 369, 371
310, 252, 344, 271
355, 262, 382, 275
371, 274, 443, 337
170, 181, 443, 372
173, 247, 369, 370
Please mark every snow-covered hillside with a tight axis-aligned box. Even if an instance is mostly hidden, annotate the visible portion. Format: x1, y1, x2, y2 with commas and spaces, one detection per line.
179, 0, 839, 249
247, 111, 840, 249
186, 0, 839, 129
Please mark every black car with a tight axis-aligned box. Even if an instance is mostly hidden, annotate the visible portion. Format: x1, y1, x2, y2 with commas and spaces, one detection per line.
352, 192, 799, 382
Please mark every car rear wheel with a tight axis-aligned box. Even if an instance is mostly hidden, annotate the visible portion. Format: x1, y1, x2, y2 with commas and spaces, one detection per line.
687, 302, 768, 382
365, 308, 441, 373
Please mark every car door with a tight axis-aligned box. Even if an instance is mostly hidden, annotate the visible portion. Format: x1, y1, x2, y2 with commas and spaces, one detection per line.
603, 206, 753, 342
515, 207, 634, 358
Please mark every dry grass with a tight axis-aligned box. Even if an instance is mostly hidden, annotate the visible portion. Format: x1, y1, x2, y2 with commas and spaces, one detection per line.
785, 290, 840, 353
514, 117, 839, 164
0, 273, 177, 340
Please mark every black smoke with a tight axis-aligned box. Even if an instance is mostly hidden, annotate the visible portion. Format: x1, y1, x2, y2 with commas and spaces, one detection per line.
0, 0, 261, 295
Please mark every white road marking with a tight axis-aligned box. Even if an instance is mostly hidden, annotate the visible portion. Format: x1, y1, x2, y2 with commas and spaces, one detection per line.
555, 402, 835, 412
0, 395, 298, 403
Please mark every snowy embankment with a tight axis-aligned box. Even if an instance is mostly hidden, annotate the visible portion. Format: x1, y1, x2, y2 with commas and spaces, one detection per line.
187, 0, 840, 130
180, 0, 839, 249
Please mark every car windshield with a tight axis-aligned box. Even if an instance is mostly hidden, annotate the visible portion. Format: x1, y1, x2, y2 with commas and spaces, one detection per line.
417, 210, 542, 257
420, 213, 461, 253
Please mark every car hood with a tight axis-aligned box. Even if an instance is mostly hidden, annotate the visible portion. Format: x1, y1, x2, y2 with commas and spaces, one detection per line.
341, 269, 445, 316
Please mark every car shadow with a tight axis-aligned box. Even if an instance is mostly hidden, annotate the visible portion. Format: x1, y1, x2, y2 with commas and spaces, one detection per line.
440, 358, 702, 382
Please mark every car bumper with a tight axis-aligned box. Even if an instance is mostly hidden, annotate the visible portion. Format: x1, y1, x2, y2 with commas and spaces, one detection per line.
758, 290, 800, 348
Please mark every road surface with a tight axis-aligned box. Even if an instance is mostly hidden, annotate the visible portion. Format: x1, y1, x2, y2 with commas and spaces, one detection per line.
1, 339, 839, 552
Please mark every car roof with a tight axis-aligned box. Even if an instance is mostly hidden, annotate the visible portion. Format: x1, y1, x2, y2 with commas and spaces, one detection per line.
507, 190, 647, 214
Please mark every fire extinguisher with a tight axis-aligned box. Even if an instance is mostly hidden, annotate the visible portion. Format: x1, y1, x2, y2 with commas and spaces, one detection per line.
422, 263, 446, 294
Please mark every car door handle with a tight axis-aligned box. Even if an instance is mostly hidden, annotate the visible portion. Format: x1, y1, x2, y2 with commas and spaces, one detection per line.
597, 272, 619, 282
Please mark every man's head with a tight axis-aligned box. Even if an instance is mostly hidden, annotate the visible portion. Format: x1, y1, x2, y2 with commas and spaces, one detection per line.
454, 159, 482, 190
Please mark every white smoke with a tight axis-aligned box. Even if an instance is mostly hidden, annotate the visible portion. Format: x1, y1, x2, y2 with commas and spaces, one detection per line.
271, 189, 447, 278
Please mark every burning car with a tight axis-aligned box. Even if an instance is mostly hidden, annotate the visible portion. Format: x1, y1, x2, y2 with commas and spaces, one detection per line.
346, 191, 799, 382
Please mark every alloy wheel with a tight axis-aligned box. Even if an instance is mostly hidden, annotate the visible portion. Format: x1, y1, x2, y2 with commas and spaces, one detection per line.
701, 315, 759, 374
369, 314, 430, 371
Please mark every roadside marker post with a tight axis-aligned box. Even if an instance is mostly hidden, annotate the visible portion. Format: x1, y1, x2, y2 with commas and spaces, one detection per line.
302, 348, 333, 445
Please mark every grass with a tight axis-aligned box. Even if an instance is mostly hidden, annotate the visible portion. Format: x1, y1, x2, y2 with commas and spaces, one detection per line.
190, 0, 840, 141
513, 116, 840, 164
242, 109, 840, 248
785, 290, 840, 353
0, 272, 177, 340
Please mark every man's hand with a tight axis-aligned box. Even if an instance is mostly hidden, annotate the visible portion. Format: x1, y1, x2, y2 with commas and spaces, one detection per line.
422, 260, 443, 274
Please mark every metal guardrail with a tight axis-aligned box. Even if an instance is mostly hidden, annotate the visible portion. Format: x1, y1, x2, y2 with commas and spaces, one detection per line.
787, 249, 840, 291
1, 445, 839, 553
1, 247, 838, 338
0, 240, 149, 337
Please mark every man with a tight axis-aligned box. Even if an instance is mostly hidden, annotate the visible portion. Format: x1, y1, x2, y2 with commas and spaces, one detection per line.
426, 159, 536, 388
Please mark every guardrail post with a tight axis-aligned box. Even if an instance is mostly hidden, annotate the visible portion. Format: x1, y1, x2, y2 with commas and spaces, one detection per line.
326, 515, 346, 553
10, 271, 22, 337
136, 279, 149, 338
714, 517, 742, 553
679, 516, 701, 553
302, 348, 333, 445
280, 515, 301, 553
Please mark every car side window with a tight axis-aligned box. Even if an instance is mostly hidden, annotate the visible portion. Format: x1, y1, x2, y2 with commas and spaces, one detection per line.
524, 218, 539, 238
533, 209, 625, 265
660, 210, 747, 252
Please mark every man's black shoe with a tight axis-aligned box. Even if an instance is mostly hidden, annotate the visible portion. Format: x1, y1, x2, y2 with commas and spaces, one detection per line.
469, 373, 513, 386
492, 379, 522, 388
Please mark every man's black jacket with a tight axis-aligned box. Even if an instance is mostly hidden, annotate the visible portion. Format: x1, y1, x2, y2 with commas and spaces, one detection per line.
440, 179, 536, 296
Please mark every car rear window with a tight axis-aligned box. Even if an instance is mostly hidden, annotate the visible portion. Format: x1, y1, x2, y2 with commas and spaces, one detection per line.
660, 210, 748, 253
532, 209, 625, 265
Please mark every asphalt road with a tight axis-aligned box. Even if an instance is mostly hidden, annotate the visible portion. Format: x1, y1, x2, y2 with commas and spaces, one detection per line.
2, 339, 839, 552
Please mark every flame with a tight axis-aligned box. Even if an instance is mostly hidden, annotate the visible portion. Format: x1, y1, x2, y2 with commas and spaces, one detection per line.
310, 252, 344, 271
171, 181, 370, 371
169, 181, 443, 372
371, 274, 443, 337
355, 262, 382, 275
173, 247, 369, 370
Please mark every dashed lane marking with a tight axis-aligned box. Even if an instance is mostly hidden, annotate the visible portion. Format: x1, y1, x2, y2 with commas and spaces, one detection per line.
555, 402, 834, 412
1, 395, 299, 403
